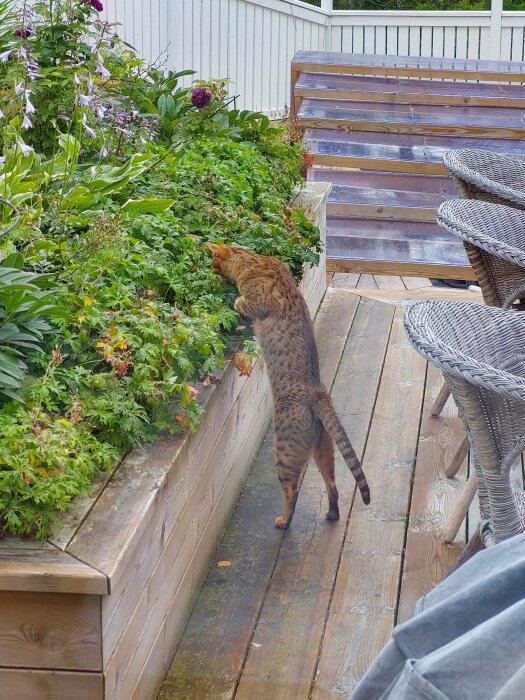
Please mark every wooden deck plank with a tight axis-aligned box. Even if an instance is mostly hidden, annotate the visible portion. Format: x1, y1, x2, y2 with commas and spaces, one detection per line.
306, 129, 525, 173
356, 273, 377, 289
309, 169, 456, 196
328, 217, 455, 243
331, 272, 360, 289
235, 298, 395, 700
292, 50, 525, 82
310, 309, 427, 699
327, 234, 474, 279
396, 363, 468, 624
403, 276, 432, 289
157, 289, 360, 700
299, 99, 525, 139
374, 275, 406, 291
342, 287, 483, 305
295, 72, 525, 108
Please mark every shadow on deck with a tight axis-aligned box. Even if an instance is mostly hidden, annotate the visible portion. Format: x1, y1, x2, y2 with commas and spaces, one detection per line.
157, 286, 520, 699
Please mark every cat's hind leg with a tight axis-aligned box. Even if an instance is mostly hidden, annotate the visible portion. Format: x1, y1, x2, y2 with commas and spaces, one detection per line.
313, 427, 339, 521
274, 409, 312, 529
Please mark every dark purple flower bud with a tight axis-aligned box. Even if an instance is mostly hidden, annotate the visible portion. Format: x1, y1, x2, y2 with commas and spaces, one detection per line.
14, 27, 33, 38
89, 0, 104, 11
191, 87, 213, 109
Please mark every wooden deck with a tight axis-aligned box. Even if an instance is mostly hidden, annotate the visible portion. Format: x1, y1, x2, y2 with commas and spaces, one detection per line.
293, 50, 525, 278
157, 286, 496, 700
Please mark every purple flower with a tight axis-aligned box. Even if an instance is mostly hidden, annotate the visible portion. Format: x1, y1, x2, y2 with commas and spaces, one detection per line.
21, 113, 32, 130
14, 27, 33, 38
91, 0, 104, 10
191, 87, 213, 109
84, 123, 96, 139
79, 94, 92, 107
96, 56, 111, 79
25, 94, 35, 114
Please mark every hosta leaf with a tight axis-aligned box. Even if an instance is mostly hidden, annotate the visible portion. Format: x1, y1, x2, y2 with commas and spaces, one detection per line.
121, 198, 176, 214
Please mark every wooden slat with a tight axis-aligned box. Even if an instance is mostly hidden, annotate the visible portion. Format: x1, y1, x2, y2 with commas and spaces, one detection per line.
327, 184, 447, 221
0, 591, 101, 671
0, 669, 103, 700
396, 364, 468, 624
292, 50, 525, 82
328, 217, 455, 243
310, 309, 427, 699
298, 98, 525, 139
331, 272, 360, 288
327, 254, 475, 279
403, 276, 432, 289
295, 72, 525, 108
356, 273, 377, 289
235, 298, 395, 700
374, 275, 406, 290
327, 231, 475, 279
156, 289, 360, 700
309, 169, 456, 197
306, 128, 525, 173
342, 287, 483, 305
0, 549, 107, 594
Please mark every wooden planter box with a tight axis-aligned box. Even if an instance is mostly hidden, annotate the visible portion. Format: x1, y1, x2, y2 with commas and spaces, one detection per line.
0, 183, 329, 700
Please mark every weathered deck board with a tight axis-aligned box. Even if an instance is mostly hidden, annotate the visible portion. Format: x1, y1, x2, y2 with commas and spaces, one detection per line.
157, 295, 485, 700
396, 363, 468, 624
235, 298, 394, 700
296, 72, 525, 108
310, 308, 427, 698
158, 289, 362, 700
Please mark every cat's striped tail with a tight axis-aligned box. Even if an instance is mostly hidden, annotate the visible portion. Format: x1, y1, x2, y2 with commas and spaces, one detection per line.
313, 392, 371, 505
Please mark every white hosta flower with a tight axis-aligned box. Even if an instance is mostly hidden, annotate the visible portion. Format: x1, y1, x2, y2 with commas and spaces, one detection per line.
99, 146, 108, 158
74, 73, 81, 85
25, 94, 35, 114
21, 113, 32, 129
95, 105, 107, 120
18, 142, 33, 157
15, 81, 25, 95
0, 50, 11, 63
96, 56, 111, 79
0, 107, 4, 119
79, 94, 92, 107
0, 156, 5, 165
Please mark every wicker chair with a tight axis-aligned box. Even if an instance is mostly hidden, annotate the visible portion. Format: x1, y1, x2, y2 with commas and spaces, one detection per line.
442, 148, 525, 210
432, 148, 525, 418
435, 199, 525, 541
404, 300, 525, 546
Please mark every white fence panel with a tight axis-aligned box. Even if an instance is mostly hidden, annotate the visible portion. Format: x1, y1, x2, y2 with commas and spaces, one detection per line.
102, 1, 525, 114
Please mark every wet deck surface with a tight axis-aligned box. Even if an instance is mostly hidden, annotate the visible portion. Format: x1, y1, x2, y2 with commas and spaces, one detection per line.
158, 288, 482, 699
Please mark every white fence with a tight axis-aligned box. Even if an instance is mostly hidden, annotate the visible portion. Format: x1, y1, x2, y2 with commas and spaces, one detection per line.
103, 0, 525, 115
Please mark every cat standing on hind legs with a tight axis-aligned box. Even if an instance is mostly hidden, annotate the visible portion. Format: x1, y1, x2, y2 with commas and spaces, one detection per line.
207, 243, 370, 528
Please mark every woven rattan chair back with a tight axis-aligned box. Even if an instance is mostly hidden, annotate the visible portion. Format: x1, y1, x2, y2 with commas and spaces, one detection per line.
404, 300, 525, 544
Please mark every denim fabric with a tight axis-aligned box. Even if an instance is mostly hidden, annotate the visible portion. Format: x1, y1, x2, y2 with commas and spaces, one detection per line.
349, 532, 525, 700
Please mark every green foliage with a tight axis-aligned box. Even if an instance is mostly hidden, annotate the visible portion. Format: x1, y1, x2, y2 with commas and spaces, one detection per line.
0, 1, 320, 539
0, 256, 62, 402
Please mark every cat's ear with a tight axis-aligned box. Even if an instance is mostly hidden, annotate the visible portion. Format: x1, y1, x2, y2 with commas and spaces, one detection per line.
206, 242, 230, 259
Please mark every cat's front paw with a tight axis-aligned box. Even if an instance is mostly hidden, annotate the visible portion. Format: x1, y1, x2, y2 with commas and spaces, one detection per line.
274, 515, 290, 529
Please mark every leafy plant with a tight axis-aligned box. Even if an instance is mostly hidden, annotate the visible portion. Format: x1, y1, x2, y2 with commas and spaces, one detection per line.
0, 254, 61, 401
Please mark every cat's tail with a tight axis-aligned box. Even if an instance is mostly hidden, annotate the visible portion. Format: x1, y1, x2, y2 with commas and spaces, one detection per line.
313, 392, 371, 505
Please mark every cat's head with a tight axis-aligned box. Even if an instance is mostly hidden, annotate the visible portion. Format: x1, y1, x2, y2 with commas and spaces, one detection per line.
206, 243, 252, 282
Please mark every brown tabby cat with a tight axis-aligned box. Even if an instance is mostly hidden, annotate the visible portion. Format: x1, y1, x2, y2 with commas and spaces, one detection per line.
207, 243, 370, 528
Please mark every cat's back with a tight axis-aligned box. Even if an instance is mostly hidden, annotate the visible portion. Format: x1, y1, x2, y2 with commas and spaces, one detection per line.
248, 255, 320, 386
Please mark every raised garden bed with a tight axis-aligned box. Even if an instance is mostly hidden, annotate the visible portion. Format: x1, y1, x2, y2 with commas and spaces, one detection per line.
0, 183, 329, 700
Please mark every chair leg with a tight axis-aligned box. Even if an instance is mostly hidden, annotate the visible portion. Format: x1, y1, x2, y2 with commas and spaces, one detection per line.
483, 469, 524, 543
431, 382, 450, 416
442, 473, 477, 544
444, 435, 470, 478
